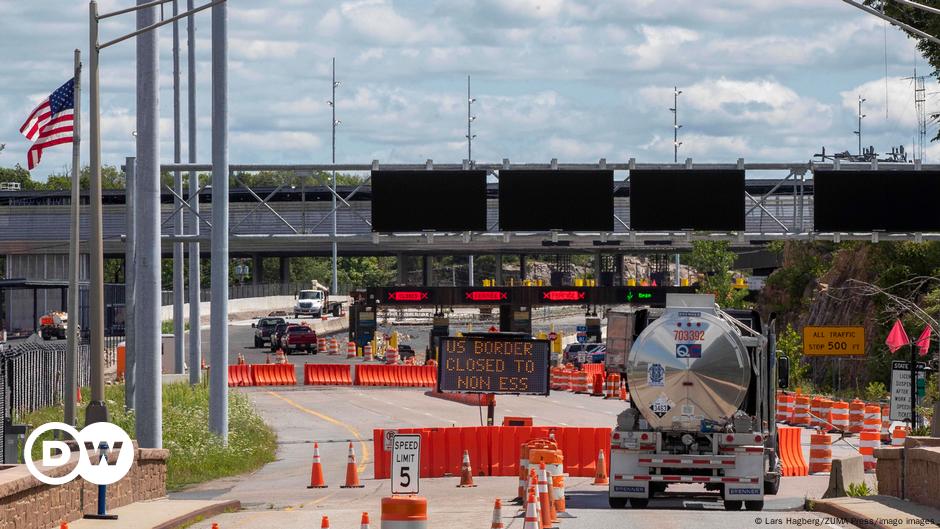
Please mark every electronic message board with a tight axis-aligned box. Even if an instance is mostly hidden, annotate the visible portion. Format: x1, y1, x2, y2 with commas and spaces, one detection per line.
813, 170, 940, 232
498, 170, 614, 231
371, 170, 487, 232
629, 169, 745, 231
438, 336, 551, 395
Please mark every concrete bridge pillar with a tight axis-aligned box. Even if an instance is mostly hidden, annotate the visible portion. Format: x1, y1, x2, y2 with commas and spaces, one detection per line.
279, 257, 290, 283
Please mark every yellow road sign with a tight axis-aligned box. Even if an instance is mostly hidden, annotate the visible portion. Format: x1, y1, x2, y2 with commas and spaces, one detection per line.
802, 326, 865, 356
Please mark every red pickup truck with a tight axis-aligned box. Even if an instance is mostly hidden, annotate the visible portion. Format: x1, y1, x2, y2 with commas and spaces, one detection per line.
281, 324, 318, 354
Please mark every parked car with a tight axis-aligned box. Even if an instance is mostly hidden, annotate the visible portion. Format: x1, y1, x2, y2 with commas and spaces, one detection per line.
252, 317, 286, 348
270, 322, 290, 352
281, 324, 318, 354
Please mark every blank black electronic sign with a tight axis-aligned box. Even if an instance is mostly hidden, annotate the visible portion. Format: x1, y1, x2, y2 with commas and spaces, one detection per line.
629, 170, 745, 231
498, 170, 613, 231
813, 170, 940, 232
371, 170, 487, 232
438, 336, 550, 395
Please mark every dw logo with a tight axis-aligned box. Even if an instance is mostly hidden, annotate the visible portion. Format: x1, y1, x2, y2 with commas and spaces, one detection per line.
23, 422, 134, 486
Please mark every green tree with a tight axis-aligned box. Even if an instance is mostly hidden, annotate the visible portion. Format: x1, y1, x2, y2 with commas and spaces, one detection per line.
687, 241, 748, 308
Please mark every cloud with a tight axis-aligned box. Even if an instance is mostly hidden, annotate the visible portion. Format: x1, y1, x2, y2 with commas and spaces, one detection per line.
625, 25, 700, 70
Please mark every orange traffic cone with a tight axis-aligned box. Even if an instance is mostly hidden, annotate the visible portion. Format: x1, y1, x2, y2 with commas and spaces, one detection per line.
542, 463, 558, 522
60, 522, 68, 529
528, 472, 541, 524
523, 492, 540, 529
537, 464, 553, 528
360, 512, 370, 529
619, 381, 627, 401
340, 442, 364, 488
490, 499, 503, 529
457, 449, 476, 487
307, 442, 327, 488
593, 449, 609, 485
211, 524, 219, 529
321, 515, 330, 529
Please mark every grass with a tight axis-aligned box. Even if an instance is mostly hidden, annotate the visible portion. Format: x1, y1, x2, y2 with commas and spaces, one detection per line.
18, 382, 277, 491
161, 320, 192, 333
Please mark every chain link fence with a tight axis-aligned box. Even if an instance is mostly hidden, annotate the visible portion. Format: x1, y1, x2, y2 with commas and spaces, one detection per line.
2, 341, 92, 421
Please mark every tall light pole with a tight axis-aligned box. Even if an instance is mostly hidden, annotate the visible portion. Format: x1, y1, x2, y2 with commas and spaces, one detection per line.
328, 58, 341, 294
854, 95, 867, 156
172, 0, 185, 375
669, 87, 682, 163
466, 75, 476, 162
466, 75, 477, 286
187, 0, 201, 386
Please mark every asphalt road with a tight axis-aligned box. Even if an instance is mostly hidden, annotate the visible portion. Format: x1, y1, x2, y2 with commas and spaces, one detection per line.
172, 383, 862, 529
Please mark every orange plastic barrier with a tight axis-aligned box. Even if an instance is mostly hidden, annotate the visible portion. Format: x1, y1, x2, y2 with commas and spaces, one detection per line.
304, 364, 353, 385
581, 364, 605, 376
227, 364, 254, 387
777, 426, 808, 477
251, 363, 297, 386
372, 426, 611, 480
355, 365, 436, 387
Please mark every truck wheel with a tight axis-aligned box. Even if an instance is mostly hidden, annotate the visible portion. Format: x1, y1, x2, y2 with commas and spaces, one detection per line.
723, 500, 743, 511
628, 499, 649, 509
764, 476, 780, 496
608, 497, 627, 509
745, 501, 764, 511
254, 337, 263, 348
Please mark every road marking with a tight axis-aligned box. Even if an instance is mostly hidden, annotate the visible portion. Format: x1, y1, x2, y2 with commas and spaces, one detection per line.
267, 391, 370, 473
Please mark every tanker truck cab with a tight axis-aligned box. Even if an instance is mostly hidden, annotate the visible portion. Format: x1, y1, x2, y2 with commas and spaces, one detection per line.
608, 293, 781, 512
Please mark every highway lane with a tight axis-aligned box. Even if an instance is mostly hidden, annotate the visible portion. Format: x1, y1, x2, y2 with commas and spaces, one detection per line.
175, 386, 860, 529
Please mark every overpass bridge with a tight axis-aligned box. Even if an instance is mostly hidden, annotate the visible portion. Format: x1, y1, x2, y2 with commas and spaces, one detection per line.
5, 160, 936, 258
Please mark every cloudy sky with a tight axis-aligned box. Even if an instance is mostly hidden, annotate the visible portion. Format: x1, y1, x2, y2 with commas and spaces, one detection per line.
0, 0, 936, 179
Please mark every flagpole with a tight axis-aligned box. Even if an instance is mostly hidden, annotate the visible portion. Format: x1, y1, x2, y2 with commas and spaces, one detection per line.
65, 49, 82, 427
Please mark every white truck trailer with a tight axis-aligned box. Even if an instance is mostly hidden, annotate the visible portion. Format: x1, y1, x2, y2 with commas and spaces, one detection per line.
607, 294, 786, 511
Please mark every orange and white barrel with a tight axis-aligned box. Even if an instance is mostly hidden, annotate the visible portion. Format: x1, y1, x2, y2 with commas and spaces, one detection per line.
591, 373, 605, 396
891, 425, 908, 446
317, 337, 326, 354
578, 372, 591, 393
818, 398, 833, 431
347, 341, 357, 359
810, 397, 823, 429
793, 396, 811, 425
863, 404, 881, 434
528, 449, 565, 512
364, 343, 373, 361
859, 430, 880, 473
775, 392, 790, 424
329, 338, 339, 355
385, 347, 399, 365
830, 401, 849, 432
518, 443, 530, 499
848, 399, 865, 433
605, 373, 620, 399
881, 405, 891, 443
808, 433, 832, 474
381, 495, 427, 529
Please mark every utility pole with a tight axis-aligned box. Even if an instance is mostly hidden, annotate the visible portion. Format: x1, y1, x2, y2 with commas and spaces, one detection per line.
65, 49, 81, 427
89, 0, 224, 446
854, 95, 866, 156
466, 75, 476, 286
86, 1, 108, 426
187, 0, 201, 386
669, 87, 682, 163
209, 0, 229, 441
329, 58, 340, 294
172, 0, 185, 375
124, 156, 136, 411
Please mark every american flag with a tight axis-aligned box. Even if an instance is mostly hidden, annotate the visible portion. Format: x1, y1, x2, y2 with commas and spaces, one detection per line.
19, 78, 75, 170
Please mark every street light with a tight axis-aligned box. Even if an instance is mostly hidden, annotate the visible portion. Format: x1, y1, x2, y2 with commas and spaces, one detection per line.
669, 87, 682, 163
854, 95, 867, 156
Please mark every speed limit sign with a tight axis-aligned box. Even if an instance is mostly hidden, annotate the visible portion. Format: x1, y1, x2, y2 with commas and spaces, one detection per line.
391, 434, 420, 494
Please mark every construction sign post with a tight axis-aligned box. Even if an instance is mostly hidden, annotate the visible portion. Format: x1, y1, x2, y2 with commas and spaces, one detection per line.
391, 434, 420, 495
802, 326, 865, 356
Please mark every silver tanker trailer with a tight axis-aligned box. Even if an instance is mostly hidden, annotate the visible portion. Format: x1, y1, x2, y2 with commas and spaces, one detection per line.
607, 293, 789, 511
